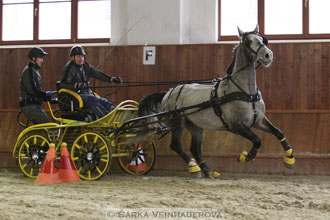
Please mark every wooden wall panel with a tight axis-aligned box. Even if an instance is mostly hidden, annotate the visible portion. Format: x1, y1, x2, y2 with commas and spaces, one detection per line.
0, 43, 329, 174
0, 111, 22, 153
154, 113, 330, 156
256, 43, 330, 111
1, 43, 328, 110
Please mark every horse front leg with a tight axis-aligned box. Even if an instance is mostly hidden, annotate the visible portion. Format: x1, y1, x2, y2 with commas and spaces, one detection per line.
169, 117, 201, 176
186, 120, 220, 178
254, 117, 295, 169
232, 123, 262, 162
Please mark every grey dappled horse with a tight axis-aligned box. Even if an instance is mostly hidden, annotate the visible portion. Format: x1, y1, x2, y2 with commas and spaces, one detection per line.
138, 25, 295, 177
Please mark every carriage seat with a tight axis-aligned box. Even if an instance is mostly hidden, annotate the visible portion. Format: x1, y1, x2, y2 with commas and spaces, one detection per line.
56, 81, 96, 122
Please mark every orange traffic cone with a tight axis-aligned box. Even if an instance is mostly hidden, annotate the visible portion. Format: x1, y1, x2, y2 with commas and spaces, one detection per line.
128, 143, 147, 172
35, 143, 61, 184
59, 142, 82, 182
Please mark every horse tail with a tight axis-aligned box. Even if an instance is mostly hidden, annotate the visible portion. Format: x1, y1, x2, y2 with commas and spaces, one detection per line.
132, 91, 167, 143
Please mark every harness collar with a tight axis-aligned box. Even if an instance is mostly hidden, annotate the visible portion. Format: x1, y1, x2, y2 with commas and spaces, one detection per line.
210, 79, 261, 131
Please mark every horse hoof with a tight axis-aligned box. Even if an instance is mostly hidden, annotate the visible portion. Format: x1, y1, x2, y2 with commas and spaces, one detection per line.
284, 163, 295, 169
238, 151, 248, 163
284, 157, 295, 169
208, 171, 221, 178
191, 171, 202, 178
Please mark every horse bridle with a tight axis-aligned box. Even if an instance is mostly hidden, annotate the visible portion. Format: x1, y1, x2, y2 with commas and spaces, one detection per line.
227, 31, 269, 98
242, 31, 268, 57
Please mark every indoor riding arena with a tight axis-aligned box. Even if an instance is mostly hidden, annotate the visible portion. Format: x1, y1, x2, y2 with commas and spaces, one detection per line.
0, 1, 329, 220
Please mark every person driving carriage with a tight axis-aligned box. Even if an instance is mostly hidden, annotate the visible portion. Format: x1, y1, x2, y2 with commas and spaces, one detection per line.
19, 47, 55, 124
59, 45, 123, 119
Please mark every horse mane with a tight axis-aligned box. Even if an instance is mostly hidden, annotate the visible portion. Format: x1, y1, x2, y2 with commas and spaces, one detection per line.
225, 45, 239, 76
138, 91, 167, 116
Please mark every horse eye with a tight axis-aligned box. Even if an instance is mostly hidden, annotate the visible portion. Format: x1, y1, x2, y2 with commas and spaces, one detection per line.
263, 37, 268, 46
245, 39, 251, 46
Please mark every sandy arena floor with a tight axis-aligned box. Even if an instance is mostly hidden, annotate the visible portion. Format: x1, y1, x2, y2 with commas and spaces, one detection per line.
0, 169, 330, 220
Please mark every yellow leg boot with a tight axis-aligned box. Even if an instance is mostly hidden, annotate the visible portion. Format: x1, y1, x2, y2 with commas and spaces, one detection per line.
284, 149, 295, 169
238, 151, 248, 163
208, 171, 221, 178
188, 159, 201, 173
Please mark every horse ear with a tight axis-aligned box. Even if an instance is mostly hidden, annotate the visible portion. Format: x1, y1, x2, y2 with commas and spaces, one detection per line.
237, 26, 244, 36
253, 24, 259, 32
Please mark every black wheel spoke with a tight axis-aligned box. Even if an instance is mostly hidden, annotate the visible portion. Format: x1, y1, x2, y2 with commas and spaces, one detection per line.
71, 132, 111, 180
117, 140, 156, 175
18, 134, 50, 178
138, 154, 146, 163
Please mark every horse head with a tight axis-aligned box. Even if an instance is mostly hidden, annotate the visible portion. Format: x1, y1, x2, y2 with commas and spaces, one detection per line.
238, 25, 273, 67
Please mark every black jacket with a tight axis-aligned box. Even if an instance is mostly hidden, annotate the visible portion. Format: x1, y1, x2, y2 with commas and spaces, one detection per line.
19, 62, 48, 106
59, 61, 112, 94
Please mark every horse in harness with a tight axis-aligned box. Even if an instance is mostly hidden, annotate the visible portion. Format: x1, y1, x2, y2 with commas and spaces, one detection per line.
137, 25, 295, 177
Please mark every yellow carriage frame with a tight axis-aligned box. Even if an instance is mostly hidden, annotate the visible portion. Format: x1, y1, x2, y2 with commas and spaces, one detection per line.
13, 91, 156, 181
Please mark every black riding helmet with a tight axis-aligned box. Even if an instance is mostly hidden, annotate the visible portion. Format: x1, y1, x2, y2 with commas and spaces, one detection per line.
28, 47, 48, 59
70, 45, 86, 56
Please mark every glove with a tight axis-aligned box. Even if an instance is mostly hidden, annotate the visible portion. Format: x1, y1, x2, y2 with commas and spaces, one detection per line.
45, 91, 53, 98
111, 76, 123, 85
45, 91, 55, 101
76, 82, 89, 90
50, 98, 58, 104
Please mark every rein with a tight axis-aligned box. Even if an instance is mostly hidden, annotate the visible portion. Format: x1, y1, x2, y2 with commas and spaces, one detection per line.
90, 79, 215, 89
116, 62, 262, 135
105, 32, 266, 132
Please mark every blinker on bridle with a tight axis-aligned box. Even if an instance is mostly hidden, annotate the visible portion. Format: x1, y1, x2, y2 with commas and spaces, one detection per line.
242, 31, 268, 56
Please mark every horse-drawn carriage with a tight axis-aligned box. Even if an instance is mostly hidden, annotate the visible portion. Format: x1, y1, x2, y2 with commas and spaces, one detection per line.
12, 26, 296, 180
13, 87, 157, 181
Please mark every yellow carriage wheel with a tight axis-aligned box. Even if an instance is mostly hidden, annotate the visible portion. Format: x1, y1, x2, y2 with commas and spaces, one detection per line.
117, 138, 156, 175
18, 135, 50, 178
71, 132, 111, 181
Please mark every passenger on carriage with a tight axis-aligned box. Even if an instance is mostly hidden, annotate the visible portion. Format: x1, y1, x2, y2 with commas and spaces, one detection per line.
59, 45, 123, 119
19, 47, 56, 124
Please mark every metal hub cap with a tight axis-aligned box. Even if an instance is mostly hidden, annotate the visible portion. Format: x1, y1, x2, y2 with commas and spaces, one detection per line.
31, 153, 39, 161
86, 152, 93, 161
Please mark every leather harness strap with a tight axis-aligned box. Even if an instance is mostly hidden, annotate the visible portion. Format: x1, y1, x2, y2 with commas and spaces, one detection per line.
210, 78, 261, 130
165, 84, 186, 111
210, 80, 230, 130
175, 85, 185, 109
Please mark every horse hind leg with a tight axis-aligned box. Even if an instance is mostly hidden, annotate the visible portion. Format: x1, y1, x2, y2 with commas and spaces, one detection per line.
169, 117, 201, 176
254, 117, 295, 169
186, 120, 220, 178
232, 123, 262, 163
